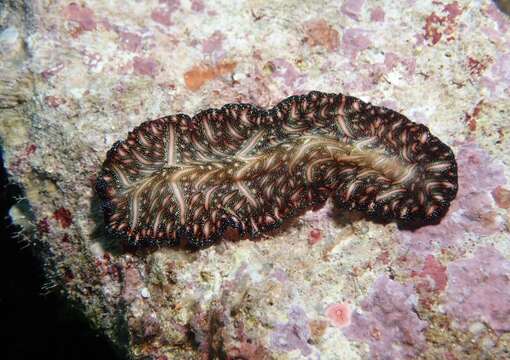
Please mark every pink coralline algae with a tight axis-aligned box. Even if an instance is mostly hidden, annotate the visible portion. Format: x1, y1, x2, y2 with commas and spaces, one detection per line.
341, 28, 372, 60
340, 0, 365, 21
325, 303, 351, 328
53, 207, 73, 228
63, 3, 97, 35
444, 246, 510, 333
201, 31, 224, 55
308, 228, 322, 245
271, 307, 312, 356
396, 142, 506, 260
270, 58, 305, 87
412, 255, 447, 293
133, 57, 159, 77
118, 31, 142, 52
370, 6, 385, 22
344, 276, 427, 360
151, 0, 180, 27
423, 1, 462, 45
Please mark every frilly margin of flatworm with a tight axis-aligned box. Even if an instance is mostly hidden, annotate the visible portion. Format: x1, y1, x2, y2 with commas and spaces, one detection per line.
95, 91, 458, 250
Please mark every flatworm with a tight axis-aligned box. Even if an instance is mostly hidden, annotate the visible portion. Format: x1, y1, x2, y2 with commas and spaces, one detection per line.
96, 91, 458, 249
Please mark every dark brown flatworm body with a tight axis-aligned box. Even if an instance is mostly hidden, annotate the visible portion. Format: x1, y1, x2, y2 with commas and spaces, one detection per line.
96, 91, 458, 249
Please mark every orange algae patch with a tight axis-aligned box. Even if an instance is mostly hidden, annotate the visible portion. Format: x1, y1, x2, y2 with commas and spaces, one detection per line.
493, 186, 510, 209
184, 61, 236, 91
325, 303, 351, 328
303, 19, 339, 51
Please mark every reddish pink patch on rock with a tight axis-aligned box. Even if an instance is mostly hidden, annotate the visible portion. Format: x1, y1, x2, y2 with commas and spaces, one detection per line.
341, 0, 365, 20
63, 3, 96, 36
412, 255, 447, 293
37, 217, 50, 235
119, 31, 142, 52
133, 57, 159, 77
326, 303, 351, 328
464, 100, 484, 132
270, 58, 305, 87
151, 0, 180, 26
466, 56, 492, 77
202, 30, 224, 54
122, 265, 143, 302
423, 1, 462, 45
376, 250, 390, 265
191, 0, 205, 12
45, 96, 66, 108
341, 28, 372, 59
303, 19, 340, 51
493, 186, 510, 209
41, 63, 65, 80
25, 144, 37, 156
53, 207, 73, 228
308, 228, 322, 245
370, 6, 385, 22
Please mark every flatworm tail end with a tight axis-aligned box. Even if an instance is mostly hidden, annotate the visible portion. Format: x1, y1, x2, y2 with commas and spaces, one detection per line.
95, 91, 458, 249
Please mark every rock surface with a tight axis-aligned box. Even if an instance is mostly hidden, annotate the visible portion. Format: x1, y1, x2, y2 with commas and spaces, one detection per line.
1, 1, 509, 359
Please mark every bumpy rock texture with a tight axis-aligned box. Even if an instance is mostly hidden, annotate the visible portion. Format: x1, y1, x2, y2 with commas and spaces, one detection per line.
1, 1, 509, 359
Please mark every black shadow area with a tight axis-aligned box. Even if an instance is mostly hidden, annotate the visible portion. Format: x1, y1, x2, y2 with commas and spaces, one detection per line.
0, 149, 121, 360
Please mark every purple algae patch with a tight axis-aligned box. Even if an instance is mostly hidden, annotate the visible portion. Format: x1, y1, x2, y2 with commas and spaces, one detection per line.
444, 246, 510, 333
344, 275, 427, 360
270, 306, 312, 356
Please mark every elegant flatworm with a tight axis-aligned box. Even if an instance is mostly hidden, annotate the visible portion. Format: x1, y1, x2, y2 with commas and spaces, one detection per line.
96, 91, 458, 249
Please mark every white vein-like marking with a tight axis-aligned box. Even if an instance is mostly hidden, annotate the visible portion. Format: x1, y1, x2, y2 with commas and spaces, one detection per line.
204, 185, 219, 210
239, 110, 251, 126
282, 122, 307, 133
288, 138, 324, 171
376, 188, 407, 202
236, 129, 265, 159
264, 152, 279, 171
171, 182, 187, 225
138, 130, 152, 147
153, 208, 164, 234
202, 116, 216, 143
166, 124, 176, 166
112, 164, 131, 186
129, 178, 152, 229
226, 121, 244, 140
236, 180, 258, 208
354, 137, 378, 150
305, 158, 333, 182
131, 148, 154, 166
393, 163, 417, 185
346, 180, 362, 200
335, 114, 354, 138
196, 169, 219, 188
426, 162, 451, 172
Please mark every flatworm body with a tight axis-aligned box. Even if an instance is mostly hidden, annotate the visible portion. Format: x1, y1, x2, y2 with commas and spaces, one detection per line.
96, 91, 458, 249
